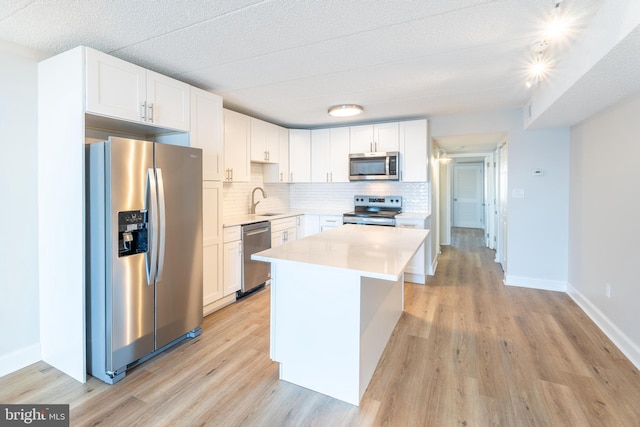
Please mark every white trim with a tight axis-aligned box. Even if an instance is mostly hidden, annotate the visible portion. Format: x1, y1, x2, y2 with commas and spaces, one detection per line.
0, 344, 40, 378
567, 283, 640, 371
504, 274, 567, 292
430, 256, 438, 276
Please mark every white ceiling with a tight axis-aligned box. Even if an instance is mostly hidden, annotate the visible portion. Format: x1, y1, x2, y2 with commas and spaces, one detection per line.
1, 0, 636, 154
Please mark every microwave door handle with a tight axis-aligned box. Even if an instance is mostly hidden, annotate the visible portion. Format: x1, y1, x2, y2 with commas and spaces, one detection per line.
386, 155, 390, 177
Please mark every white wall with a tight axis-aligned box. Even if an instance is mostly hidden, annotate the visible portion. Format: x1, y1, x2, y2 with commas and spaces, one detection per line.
0, 42, 44, 376
430, 109, 570, 290
568, 91, 640, 368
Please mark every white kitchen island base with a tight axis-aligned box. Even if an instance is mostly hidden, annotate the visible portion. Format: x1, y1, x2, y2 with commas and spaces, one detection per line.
271, 263, 403, 405
254, 224, 429, 406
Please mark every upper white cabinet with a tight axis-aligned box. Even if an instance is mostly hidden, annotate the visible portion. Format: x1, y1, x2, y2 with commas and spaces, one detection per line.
399, 119, 429, 182
86, 48, 190, 131
190, 87, 223, 181
310, 127, 349, 183
289, 129, 311, 183
223, 109, 251, 182
349, 122, 399, 153
264, 127, 290, 183
250, 118, 280, 163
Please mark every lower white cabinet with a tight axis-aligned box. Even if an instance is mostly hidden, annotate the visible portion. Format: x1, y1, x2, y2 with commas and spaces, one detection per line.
395, 216, 428, 284
223, 226, 242, 297
302, 214, 320, 237
203, 182, 223, 308
320, 214, 343, 232
271, 216, 298, 247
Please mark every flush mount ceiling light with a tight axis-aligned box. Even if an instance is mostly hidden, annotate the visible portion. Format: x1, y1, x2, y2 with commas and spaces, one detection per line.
328, 104, 363, 118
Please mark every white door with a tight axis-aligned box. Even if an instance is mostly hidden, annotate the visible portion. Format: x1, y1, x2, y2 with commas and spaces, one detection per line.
452, 163, 484, 228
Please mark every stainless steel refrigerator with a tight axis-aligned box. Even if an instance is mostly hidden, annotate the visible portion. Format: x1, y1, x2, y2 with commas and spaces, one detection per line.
86, 136, 203, 384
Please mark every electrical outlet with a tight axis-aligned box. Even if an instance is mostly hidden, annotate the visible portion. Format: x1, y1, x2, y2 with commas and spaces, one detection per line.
605, 283, 611, 299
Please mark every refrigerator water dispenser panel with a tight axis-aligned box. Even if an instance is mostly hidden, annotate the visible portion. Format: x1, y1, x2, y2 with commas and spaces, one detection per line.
118, 210, 148, 257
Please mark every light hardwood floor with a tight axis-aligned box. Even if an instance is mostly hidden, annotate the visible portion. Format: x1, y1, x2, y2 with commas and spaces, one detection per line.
2, 228, 640, 426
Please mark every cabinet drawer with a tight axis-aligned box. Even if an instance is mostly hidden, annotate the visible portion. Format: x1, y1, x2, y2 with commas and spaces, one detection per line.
319, 215, 342, 226
223, 226, 241, 242
396, 218, 426, 229
271, 216, 297, 232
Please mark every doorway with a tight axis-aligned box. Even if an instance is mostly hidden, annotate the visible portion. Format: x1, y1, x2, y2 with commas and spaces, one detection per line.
452, 163, 484, 229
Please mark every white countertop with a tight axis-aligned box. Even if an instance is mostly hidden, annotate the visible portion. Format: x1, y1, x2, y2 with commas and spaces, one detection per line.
224, 210, 430, 227
252, 224, 429, 281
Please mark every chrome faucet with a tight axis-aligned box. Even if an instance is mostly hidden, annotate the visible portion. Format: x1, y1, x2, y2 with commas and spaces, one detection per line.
250, 187, 267, 214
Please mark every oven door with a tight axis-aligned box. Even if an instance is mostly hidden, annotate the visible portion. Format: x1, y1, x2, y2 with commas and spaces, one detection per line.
343, 214, 396, 226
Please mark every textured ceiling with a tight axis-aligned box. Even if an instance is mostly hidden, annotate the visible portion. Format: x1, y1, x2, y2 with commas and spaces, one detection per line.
1, 0, 636, 154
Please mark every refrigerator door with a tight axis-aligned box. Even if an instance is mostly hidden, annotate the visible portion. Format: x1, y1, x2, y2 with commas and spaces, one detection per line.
154, 143, 203, 349
107, 137, 156, 371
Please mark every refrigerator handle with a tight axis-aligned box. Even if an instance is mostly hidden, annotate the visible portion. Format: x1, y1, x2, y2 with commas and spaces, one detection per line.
147, 168, 159, 285
156, 168, 167, 283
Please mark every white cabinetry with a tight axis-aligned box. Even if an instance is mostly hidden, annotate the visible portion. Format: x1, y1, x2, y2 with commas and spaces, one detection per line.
303, 214, 320, 237
86, 47, 190, 131
190, 87, 223, 181
395, 216, 428, 284
399, 119, 429, 182
223, 226, 242, 296
203, 182, 223, 312
271, 216, 298, 247
350, 122, 399, 153
250, 118, 280, 163
311, 127, 349, 183
223, 109, 250, 182
320, 214, 343, 231
289, 129, 311, 183
264, 127, 290, 183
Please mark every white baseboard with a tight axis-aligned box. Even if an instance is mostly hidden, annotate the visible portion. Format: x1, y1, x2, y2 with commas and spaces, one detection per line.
203, 294, 236, 317
430, 256, 438, 276
0, 343, 41, 377
504, 274, 567, 292
567, 283, 640, 370
405, 273, 426, 285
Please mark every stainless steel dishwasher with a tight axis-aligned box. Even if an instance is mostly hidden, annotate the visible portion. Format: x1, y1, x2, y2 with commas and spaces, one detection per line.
240, 221, 271, 297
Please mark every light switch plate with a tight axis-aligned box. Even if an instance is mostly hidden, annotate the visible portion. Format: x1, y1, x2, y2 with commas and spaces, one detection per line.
512, 188, 525, 199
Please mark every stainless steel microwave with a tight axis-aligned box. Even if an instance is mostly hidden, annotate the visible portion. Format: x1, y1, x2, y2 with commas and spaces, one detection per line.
349, 151, 399, 181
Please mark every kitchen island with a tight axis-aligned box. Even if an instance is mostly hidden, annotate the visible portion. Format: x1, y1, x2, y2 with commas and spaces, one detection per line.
252, 224, 429, 406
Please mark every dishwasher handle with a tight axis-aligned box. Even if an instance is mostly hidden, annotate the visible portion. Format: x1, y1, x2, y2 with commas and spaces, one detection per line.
244, 227, 270, 237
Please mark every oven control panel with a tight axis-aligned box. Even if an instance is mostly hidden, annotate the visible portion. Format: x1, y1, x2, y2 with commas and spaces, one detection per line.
353, 195, 402, 209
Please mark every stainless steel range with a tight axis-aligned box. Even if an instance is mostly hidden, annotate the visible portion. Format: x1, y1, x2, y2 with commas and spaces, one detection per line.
342, 195, 402, 226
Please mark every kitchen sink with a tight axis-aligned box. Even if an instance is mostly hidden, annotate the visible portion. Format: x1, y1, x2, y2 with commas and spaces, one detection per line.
258, 213, 281, 216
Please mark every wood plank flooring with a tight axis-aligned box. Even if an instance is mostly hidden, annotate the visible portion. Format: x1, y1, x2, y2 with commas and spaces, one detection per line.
3, 227, 640, 426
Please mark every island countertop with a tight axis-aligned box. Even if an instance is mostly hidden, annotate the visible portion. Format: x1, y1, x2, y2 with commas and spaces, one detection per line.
252, 224, 429, 281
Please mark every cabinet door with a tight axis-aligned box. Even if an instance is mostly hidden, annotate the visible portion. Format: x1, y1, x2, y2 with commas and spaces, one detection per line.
295, 215, 305, 238
375, 122, 399, 152
223, 240, 242, 296
146, 70, 190, 131
399, 119, 428, 182
264, 122, 280, 163
349, 125, 373, 153
223, 109, 251, 182
289, 129, 311, 183
191, 88, 223, 181
250, 117, 267, 162
263, 126, 289, 183
329, 127, 350, 182
311, 129, 331, 182
86, 48, 146, 122
203, 182, 223, 306
303, 214, 320, 236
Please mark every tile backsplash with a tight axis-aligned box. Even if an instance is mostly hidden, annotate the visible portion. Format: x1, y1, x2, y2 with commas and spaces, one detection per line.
223, 164, 430, 217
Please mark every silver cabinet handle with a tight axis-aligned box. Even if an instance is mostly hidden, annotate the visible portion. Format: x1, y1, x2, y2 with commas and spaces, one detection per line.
280, 172, 283, 182
326, 172, 329, 182
141, 102, 147, 121
330, 172, 333, 182
290, 172, 293, 182
148, 103, 154, 123
370, 142, 373, 152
